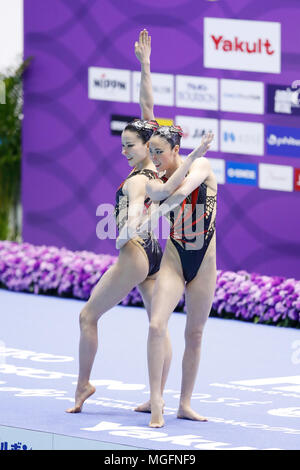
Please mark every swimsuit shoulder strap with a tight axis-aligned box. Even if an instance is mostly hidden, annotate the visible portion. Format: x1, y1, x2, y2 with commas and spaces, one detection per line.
126, 168, 158, 181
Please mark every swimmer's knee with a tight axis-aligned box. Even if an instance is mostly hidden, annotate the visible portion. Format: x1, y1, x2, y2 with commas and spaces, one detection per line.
79, 305, 99, 329
184, 326, 205, 348
149, 319, 167, 338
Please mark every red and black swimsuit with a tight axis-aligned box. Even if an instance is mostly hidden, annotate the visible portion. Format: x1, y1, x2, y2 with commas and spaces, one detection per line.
114, 168, 163, 276
161, 175, 217, 283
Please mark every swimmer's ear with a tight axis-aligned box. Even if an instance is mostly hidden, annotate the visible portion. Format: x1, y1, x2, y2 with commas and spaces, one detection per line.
173, 144, 180, 154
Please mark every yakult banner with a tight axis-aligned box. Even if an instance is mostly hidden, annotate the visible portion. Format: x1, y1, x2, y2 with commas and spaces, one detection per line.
204, 17, 281, 73
23, 0, 300, 279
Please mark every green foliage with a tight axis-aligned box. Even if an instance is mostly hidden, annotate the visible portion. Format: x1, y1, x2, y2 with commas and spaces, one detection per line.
0, 58, 32, 240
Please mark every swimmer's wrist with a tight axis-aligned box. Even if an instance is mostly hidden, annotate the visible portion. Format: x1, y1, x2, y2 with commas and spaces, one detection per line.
189, 149, 204, 161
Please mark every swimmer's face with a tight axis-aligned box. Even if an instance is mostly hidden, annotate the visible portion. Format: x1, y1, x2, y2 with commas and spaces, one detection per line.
148, 135, 179, 172
121, 130, 147, 167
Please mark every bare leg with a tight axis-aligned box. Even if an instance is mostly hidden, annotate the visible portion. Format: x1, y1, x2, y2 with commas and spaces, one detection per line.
147, 241, 185, 427
66, 241, 149, 413
134, 276, 172, 413
177, 237, 217, 422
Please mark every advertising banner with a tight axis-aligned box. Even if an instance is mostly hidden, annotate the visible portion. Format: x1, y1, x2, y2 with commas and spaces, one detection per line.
22, 0, 300, 278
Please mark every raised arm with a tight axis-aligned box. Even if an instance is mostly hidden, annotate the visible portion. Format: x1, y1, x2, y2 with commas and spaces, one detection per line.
135, 29, 155, 121
146, 132, 214, 202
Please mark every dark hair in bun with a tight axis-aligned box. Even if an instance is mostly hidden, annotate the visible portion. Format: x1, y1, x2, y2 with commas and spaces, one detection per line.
152, 125, 183, 149
124, 119, 159, 144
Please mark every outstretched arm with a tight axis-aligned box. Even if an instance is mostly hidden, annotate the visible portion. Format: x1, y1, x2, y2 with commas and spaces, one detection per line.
156, 157, 212, 217
146, 132, 214, 202
135, 29, 155, 120
118, 157, 213, 248
150, 157, 212, 224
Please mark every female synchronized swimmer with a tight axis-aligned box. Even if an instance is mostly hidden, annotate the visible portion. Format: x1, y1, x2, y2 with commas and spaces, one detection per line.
66, 29, 171, 413
147, 125, 217, 428
119, 126, 216, 427
117, 54, 217, 427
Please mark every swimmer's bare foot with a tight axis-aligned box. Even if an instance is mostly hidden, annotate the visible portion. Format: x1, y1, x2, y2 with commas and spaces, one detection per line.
134, 399, 165, 414
149, 399, 164, 428
66, 382, 96, 413
177, 405, 208, 422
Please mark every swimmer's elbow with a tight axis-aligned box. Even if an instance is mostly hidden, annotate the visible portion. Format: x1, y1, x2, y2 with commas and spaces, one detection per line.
146, 181, 170, 202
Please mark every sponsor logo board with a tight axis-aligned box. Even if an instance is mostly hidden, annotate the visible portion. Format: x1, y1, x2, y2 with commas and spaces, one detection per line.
226, 161, 258, 186
259, 163, 293, 192
175, 115, 218, 151
221, 120, 264, 156
110, 115, 173, 136
220, 79, 264, 114
267, 84, 300, 116
88, 67, 131, 102
267, 125, 300, 157
156, 118, 173, 126
133, 71, 174, 106
294, 168, 300, 191
204, 17, 281, 73
110, 114, 138, 136
176, 75, 218, 110
207, 158, 225, 184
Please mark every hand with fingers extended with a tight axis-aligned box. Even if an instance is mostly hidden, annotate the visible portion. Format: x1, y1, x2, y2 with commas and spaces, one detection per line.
188, 131, 214, 161
115, 235, 127, 251
135, 28, 151, 65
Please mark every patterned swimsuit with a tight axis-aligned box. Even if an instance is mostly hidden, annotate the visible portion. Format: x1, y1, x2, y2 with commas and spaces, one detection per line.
114, 168, 163, 276
161, 175, 217, 283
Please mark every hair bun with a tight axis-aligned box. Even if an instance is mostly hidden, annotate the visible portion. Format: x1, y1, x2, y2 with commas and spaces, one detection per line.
153, 125, 183, 149
170, 125, 183, 137
147, 120, 159, 130
130, 119, 159, 131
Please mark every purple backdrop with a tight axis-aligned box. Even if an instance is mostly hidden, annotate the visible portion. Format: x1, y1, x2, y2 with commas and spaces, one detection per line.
22, 0, 300, 278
